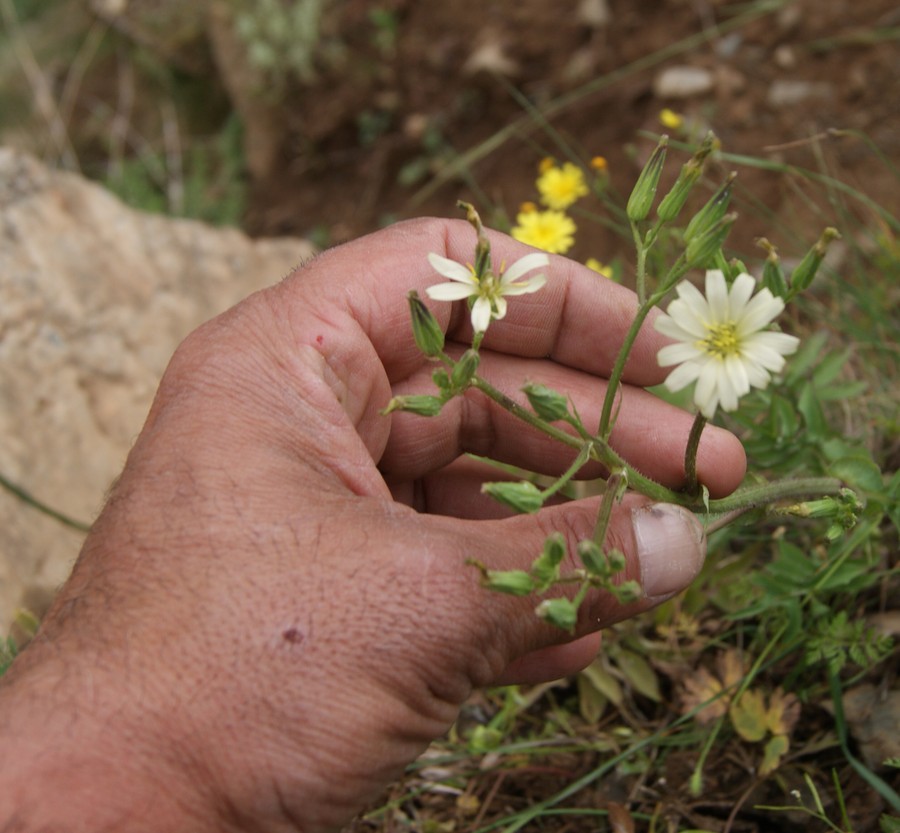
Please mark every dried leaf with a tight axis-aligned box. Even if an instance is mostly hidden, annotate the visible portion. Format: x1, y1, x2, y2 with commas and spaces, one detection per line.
730, 689, 768, 742
765, 688, 801, 736
681, 666, 727, 724
717, 649, 746, 690
606, 801, 635, 833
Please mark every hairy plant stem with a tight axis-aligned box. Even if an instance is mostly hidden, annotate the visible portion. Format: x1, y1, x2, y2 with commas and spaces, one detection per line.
592, 471, 624, 546
470, 374, 843, 516
684, 413, 707, 496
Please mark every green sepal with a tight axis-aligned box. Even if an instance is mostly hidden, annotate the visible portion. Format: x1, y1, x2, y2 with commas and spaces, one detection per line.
522, 382, 570, 422
483, 569, 536, 596
407, 290, 445, 357
381, 395, 444, 416
535, 597, 579, 633
626, 136, 668, 222
482, 480, 544, 514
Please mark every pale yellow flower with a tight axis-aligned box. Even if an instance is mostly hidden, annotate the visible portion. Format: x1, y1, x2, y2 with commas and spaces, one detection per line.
654, 270, 799, 418
425, 252, 549, 333
536, 162, 589, 210
511, 210, 576, 255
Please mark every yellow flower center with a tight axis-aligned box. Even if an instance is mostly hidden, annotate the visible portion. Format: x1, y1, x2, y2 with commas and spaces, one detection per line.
699, 322, 740, 358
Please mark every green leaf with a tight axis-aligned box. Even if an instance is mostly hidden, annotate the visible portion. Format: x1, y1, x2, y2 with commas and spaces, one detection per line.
612, 647, 661, 702
829, 455, 884, 494
580, 659, 624, 707
730, 689, 768, 742
760, 733, 789, 776
577, 673, 608, 723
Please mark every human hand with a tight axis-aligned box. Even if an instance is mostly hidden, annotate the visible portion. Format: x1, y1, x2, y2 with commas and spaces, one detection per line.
0, 218, 746, 832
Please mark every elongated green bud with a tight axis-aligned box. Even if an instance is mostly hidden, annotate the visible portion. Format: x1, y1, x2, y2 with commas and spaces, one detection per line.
578, 539, 608, 577
787, 227, 841, 300
381, 395, 444, 416
482, 480, 544, 514
457, 200, 491, 278
757, 238, 788, 298
522, 382, 570, 422
535, 597, 578, 632
626, 136, 668, 222
683, 172, 736, 244
450, 348, 480, 389
407, 290, 445, 357
531, 533, 566, 590
685, 212, 737, 269
483, 569, 535, 596
656, 132, 719, 223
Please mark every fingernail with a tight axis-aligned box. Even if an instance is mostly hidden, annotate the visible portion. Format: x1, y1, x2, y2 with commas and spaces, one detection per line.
632, 504, 706, 600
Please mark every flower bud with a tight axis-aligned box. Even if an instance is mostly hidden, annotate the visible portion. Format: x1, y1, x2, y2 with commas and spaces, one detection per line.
757, 238, 788, 298
578, 539, 608, 577
613, 580, 642, 604
531, 533, 566, 590
381, 395, 444, 416
607, 548, 626, 574
626, 136, 668, 222
407, 291, 445, 357
683, 172, 736, 244
656, 132, 718, 223
522, 382, 570, 422
482, 480, 544, 514
483, 569, 535, 596
685, 211, 737, 269
787, 227, 841, 300
535, 597, 578, 632
450, 348, 480, 389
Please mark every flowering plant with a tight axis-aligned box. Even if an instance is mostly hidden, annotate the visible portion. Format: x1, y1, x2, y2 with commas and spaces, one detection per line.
386, 134, 856, 631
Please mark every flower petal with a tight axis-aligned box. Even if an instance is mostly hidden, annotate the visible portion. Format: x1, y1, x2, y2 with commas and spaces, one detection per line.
704, 270, 729, 323
663, 299, 708, 339
470, 297, 493, 332
724, 353, 751, 397
501, 252, 550, 284
736, 288, 784, 335
664, 360, 702, 392
694, 360, 722, 417
727, 273, 756, 320
493, 296, 509, 321
675, 280, 712, 328
501, 273, 547, 296
427, 252, 476, 284
654, 312, 704, 343
658, 342, 704, 366
426, 282, 478, 302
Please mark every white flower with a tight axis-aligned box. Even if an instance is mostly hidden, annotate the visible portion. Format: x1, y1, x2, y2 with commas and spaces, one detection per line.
425, 251, 549, 333
654, 269, 800, 419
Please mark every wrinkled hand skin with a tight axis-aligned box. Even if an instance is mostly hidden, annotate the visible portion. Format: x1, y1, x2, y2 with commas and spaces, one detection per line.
0, 219, 746, 832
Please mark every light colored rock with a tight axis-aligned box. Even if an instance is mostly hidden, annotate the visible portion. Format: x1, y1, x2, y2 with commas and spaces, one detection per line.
766, 80, 833, 109
653, 66, 715, 99
0, 148, 314, 629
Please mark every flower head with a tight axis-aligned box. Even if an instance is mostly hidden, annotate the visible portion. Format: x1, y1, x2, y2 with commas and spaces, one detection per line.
536, 162, 589, 210
425, 251, 549, 333
654, 270, 800, 418
511, 209, 576, 254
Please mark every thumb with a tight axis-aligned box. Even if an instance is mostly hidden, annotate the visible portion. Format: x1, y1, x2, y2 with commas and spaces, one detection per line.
477, 496, 706, 669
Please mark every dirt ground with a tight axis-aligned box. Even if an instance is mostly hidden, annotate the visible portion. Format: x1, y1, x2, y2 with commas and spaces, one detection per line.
235, 0, 900, 266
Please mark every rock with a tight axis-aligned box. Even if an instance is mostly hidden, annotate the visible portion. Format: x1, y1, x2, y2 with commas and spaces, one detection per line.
653, 66, 715, 99
766, 80, 833, 109
0, 148, 314, 630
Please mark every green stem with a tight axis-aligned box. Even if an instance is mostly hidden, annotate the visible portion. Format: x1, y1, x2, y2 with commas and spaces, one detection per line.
631, 221, 647, 305
683, 413, 707, 496
0, 471, 91, 533
707, 477, 842, 514
540, 444, 593, 502
592, 471, 624, 545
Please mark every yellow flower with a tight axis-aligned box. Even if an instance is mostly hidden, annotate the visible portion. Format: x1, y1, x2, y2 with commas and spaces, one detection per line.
538, 156, 556, 174
536, 162, 589, 210
585, 258, 613, 279
590, 155, 608, 172
511, 210, 576, 255
519, 200, 538, 214
659, 108, 685, 130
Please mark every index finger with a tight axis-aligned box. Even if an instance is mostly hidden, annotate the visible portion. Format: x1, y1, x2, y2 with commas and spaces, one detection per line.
294, 217, 669, 387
